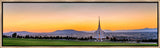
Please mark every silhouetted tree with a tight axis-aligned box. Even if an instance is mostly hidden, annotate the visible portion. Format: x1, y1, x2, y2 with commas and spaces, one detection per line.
49, 36, 53, 39
34, 36, 38, 39
19, 36, 23, 38
25, 35, 30, 38
39, 36, 43, 39
110, 37, 117, 41
12, 33, 17, 38
59, 36, 62, 39
17, 35, 21, 38
55, 36, 59, 39
3, 35, 8, 38
89, 36, 92, 39
106, 36, 109, 39
66, 36, 69, 40
30, 36, 34, 39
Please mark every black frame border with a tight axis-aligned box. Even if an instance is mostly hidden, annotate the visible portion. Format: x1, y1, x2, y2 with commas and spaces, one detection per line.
1, 2, 159, 47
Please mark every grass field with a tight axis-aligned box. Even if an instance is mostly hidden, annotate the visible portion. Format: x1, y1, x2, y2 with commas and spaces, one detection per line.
3, 38, 158, 46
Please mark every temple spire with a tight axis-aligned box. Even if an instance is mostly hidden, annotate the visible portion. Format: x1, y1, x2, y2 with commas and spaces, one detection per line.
94, 16, 105, 42
98, 16, 101, 30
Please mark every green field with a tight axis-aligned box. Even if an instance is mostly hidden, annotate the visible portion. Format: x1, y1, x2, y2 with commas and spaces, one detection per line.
3, 38, 157, 46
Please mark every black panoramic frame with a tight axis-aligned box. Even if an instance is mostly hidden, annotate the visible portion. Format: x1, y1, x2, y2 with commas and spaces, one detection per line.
1, 2, 159, 46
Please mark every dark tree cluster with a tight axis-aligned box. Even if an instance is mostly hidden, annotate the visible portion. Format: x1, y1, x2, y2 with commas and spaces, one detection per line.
110, 37, 117, 41
3, 33, 93, 40
3, 35, 9, 38
106, 36, 109, 39
12, 33, 17, 38
17, 35, 92, 40
3, 33, 157, 42
109, 36, 158, 42
141, 39, 158, 42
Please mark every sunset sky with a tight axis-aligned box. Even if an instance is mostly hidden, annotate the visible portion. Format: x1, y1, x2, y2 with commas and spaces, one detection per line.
3, 3, 157, 33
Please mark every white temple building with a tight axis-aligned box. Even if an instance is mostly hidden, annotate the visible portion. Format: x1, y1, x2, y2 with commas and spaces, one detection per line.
93, 17, 105, 42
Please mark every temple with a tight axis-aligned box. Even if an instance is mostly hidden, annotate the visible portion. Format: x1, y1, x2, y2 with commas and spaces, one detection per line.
94, 16, 105, 42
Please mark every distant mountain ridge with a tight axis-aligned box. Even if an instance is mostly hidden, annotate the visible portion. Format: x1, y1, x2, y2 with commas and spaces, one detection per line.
110, 28, 157, 32
88, 28, 157, 32
50, 29, 90, 34
3, 29, 92, 37
3, 28, 157, 37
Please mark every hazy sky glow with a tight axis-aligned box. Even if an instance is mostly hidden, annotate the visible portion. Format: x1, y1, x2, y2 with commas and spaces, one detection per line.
3, 3, 157, 33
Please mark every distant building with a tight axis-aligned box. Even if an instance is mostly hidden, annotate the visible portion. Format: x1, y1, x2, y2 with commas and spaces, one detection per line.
93, 17, 105, 42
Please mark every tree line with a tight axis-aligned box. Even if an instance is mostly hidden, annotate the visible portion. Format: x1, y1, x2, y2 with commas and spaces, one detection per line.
3, 33, 93, 40
3, 33, 158, 42
109, 36, 158, 42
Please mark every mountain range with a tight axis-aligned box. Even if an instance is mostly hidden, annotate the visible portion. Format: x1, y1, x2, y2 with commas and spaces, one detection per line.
85, 28, 157, 32
104, 28, 157, 32
3, 28, 157, 37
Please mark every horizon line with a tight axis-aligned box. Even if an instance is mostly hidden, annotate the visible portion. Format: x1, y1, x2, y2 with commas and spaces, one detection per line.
3, 27, 157, 33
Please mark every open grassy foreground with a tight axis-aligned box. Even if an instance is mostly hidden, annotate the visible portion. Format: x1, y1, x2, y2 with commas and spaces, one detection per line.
3, 38, 157, 46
